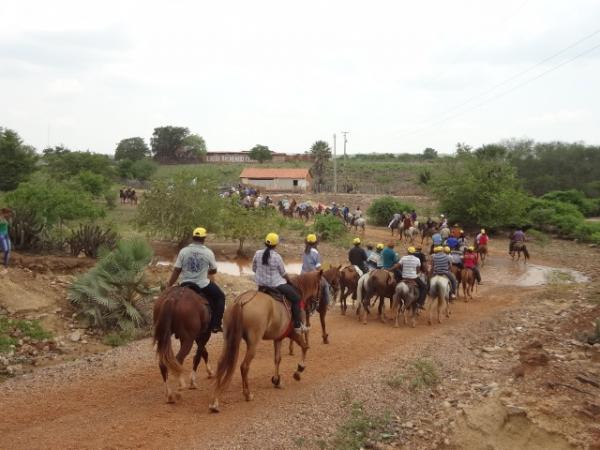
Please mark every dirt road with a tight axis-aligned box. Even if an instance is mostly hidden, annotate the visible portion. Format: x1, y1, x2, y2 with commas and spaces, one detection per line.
0, 249, 558, 450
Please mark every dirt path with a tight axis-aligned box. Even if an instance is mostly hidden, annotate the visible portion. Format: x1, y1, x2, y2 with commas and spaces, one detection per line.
0, 251, 544, 450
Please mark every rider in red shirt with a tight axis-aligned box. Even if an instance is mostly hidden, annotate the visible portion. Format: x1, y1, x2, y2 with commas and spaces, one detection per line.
463, 247, 481, 283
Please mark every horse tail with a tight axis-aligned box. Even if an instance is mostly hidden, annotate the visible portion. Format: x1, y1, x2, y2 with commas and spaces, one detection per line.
153, 293, 183, 376
213, 300, 244, 393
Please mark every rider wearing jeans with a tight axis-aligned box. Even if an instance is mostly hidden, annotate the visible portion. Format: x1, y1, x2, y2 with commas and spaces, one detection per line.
254, 233, 306, 334
168, 227, 226, 333
431, 246, 457, 298
0, 208, 12, 272
463, 247, 482, 283
395, 247, 426, 309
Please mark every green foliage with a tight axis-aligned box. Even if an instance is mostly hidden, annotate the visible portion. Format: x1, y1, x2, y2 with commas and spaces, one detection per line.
331, 402, 394, 450
310, 140, 330, 190
431, 155, 530, 228
419, 169, 431, 185
220, 201, 281, 254
422, 147, 438, 159
5, 179, 104, 226
526, 229, 551, 247
367, 196, 415, 226
0, 128, 38, 191
526, 198, 600, 242
408, 358, 439, 390
248, 144, 272, 163
541, 190, 598, 217
7, 209, 46, 250
114, 137, 149, 161
1, 318, 52, 352
135, 173, 222, 244
67, 224, 119, 258
69, 238, 155, 331
42, 147, 115, 181
311, 214, 347, 241
150, 126, 206, 163
75, 170, 111, 197
119, 158, 158, 181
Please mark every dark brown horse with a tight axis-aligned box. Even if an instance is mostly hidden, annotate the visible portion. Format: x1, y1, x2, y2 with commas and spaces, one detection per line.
209, 271, 322, 413
339, 266, 359, 315
153, 286, 213, 403
289, 265, 341, 355
510, 242, 530, 262
357, 269, 396, 324
476, 243, 488, 267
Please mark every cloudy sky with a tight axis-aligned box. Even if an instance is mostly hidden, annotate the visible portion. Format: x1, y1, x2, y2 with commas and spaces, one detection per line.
1, 0, 599, 155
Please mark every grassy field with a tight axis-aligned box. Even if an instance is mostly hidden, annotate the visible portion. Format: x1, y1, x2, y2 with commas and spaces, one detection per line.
153, 159, 431, 195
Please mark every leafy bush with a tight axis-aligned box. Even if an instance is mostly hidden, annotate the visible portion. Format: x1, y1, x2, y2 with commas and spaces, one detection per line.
69, 238, 155, 331
8, 208, 46, 250
118, 158, 158, 181
541, 190, 598, 217
311, 214, 347, 241
75, 170, 111, 197
67, 224, 119, 258
0, 128, 38, 191
220, 201, 282, 254
367, 196, 415, 226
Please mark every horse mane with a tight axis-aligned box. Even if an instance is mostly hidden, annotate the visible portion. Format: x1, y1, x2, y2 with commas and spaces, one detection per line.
289, 271, 322, 302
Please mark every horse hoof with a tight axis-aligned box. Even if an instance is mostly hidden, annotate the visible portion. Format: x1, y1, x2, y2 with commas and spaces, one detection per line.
209, 404, 220, 413
427, 320, 432, 326
244, 393, 254, 401
323, 336, 329, 344
189, 383, 198, 390
207, 372, 214, 379
293, 372, 301, 381
272, 375, 282, 387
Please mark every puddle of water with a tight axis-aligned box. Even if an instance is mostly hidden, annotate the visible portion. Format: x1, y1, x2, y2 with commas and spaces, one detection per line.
486, 257, 589, 287
155, 259, 303, 276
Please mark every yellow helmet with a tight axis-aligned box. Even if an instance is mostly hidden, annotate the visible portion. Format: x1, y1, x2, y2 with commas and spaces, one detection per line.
306, 233, 317, 243
481, 228, 486, 234
468, 246, 475, 251
433, 246, 443, 253
460, 229, 464, 233
193, 227, 207, 237
352, 237, 361, 245
407, 246, 416, 254
444, 246, 451, 254
376, 243, 384, 250
265, 232, 279, 246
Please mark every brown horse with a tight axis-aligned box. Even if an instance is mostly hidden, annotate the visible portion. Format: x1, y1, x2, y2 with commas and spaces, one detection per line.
339, 266, 359, 315
460, 268, 476, 300
153, 287, 213, 403
358, 269, 396, 324
209, 271, 322, 413
477, 244, 488, 267
450, 264, 462, 297
289, 265, 341, 355
510, 242, 530, 262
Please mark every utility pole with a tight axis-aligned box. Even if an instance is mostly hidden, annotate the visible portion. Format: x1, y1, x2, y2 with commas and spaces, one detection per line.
341, 131, 349, 159
333, 133, 337, 193
341, 131, 349, 192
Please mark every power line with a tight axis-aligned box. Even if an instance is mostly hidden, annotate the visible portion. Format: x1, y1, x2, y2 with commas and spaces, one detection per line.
398, 27, 600, 139
402, 40, 600, 138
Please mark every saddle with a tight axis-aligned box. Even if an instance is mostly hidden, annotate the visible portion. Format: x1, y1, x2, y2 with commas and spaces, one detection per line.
258, 286, 286, 302
401, 278, 418, 287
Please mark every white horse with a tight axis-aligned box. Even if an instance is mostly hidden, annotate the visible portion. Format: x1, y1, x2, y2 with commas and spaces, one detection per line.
391, 280, 420, 328
427, 275, 451, 325
352, 217, 366, 233
403, 226, 419, 243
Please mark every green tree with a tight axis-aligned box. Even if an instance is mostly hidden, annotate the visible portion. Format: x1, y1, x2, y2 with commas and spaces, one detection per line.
75, 170, 111, 197
220, 201, 280, 255
431, 155, 530, 228
182, 134, 207, 161
43, 147, 115, 181
367, 196, 415, 226
0, 128, 38, 191
114, 137, 150, 161
150, 126, 188, 162
422, 148, 438, 160
310, 140, 331, 191
135, 173, 222, 244
455, 142, 472, 156
249, 144, 272, 163
130, 159, 158, 181
475, 144, 508, 160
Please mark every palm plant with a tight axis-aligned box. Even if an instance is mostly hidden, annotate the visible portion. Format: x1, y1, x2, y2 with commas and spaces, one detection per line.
310, 140, 331, 191
69, 238, 155, 331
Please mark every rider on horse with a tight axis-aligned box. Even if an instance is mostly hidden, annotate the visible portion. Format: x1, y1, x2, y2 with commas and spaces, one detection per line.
253, 233, 307, 334
463, 246, 482, 284
510, 228, 526, 254
366, 243, 384, 270
167, 227, 226, 333
476, 228, 488, 249
396, 247, 427, 310
301, 233, 330, 307
431, 246, 457, 299
380, 241, 399, 270
348, 237, 369, 275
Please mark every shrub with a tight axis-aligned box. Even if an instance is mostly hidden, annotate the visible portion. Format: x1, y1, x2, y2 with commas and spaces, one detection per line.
69, 238, 155, 331
367, 196, 414, 226
541, 190, 597, 217
8, 208, 45, 250
67, 224, 119, 258
312, 214, 347, 241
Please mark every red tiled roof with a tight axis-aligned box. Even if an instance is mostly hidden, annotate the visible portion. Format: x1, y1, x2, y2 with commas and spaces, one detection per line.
240, 168, 311, 179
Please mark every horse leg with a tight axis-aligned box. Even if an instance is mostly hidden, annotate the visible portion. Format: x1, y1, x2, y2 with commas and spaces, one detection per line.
240, 334, 259, 401
427, 296, 433, 326
190, 335, 210, 388
378, 296, 386, 323
176, 337, 194, 389
319, 304, 329, 344
290, 332, 308, 381
288, 338, 294, 356
272, 340, 283, 389
159, 361, 178, 403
